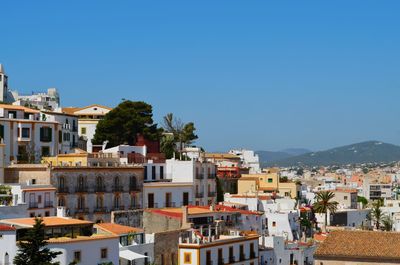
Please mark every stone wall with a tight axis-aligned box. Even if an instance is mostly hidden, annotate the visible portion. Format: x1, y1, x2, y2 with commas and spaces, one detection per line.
143, 211, 182, 233
111, 209, 143, 228
153, 230, 181, 265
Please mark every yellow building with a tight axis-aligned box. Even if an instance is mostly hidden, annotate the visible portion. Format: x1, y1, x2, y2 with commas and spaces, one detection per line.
42, 150, 120, 167
238, 171, 300, 199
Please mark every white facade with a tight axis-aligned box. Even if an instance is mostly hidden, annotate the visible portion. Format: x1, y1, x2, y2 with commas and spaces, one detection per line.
166, 159, 217, 206
265, 212, 300, 241
143, 182, 194, 208
178, 229, 259, 265
64, 104, 111, 153
0, 226, 17, 265
12, 88, 60, 111
229, 149, 261, 174
10, 184, 56, 217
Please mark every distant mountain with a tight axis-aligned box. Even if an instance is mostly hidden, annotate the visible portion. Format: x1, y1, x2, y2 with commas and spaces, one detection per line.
267, 141, 400, 167
256, 148, 311, 166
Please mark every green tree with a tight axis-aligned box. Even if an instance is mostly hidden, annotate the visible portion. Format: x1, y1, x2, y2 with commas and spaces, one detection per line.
14, 217, 61, 265
382, 214, 393, 231
371, 199, 384, 230
93, 100, 161, 147
160, 133, 176, 159
162, 113, 198, 158
357, 196, 368, 209
312, 191, 338, 232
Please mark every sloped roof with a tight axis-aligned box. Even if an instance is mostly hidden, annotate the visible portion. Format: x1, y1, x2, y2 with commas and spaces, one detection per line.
314, 230, 400, 262
96, 223, 143, 235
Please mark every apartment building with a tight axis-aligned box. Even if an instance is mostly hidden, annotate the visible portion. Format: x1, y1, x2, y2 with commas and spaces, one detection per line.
12, 88, 60, 111
329, 188, 358, 209
363, 181, 392, 200
10, 184, 56, 217
62, 104, 111, 153
178, 228, 259, 265
0, 216, 119, 265
166, 159, 217, 206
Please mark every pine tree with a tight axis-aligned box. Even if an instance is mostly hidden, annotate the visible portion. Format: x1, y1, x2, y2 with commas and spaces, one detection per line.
14, 217, 61, 265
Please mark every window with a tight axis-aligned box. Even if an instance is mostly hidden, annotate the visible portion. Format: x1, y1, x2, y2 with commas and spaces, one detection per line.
38, 195, 42, 204
40, 127, 52, 142
32, 179, 36, 185
74, 251, 81, 262
45, 211, 50, 217
160, 166, 164, 179
58, 130, 62, 143
344, 196, 348, 200
21, 128, 30, 138
184, 252, 191, 264
152, 166, 156, 180
268, 178, 273, 183
41, 146, 50, 157
81, 127, 86, 135
272, 221, 276, 227
0, 124, 4, 139
144, 166, 148, 180
101, 248, 107, 259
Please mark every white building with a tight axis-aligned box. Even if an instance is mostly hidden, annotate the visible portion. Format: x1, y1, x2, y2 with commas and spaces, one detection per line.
9, 184, 57, 217
143, 182, 194, 208
12, 88, 60, 111
0, 104, 77, 164
96, 223, 154, 265
229, 149, 261, 174
0, 215, 119, 265
178, 228, 259, 265
166, 159, 217, 206
259, 235, 315, 265
362, 179, 392, 200
62, 104, 111, 153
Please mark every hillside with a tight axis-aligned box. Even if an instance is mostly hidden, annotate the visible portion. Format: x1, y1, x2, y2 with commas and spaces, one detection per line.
265, 141, 400, 167
256, 148, 311, 166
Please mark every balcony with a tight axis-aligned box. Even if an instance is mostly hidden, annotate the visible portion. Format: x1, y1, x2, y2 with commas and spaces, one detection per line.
218, 259, 225, 265
128, 205, 142, 210
195, 174, 204, 180
112, 185, 124, 192
208, 174, 216, 179
195, 192, 204, 198
250, 251, 257, 259
113, 206, 125, 211
94, 207, 108, 213
44, 201, 53, 208
95, 185, 107, 193
129, 185, 141, 192
58, 187, 69, 194
28, 202, 38, 209
147, 203, 158, 208
239, 253, 245, 261
229, 256, 235, 263
75, 207, 89, 214
208, 191, 216, 197
75, 185, 89, 193
164, 202, 176, 208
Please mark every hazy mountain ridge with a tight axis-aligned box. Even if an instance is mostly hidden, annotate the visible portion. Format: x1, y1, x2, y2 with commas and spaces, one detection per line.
262, 141, 400, 167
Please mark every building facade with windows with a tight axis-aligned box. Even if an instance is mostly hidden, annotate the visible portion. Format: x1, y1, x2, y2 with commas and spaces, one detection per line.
178, 228, 259, 265
62, 104, 112, 153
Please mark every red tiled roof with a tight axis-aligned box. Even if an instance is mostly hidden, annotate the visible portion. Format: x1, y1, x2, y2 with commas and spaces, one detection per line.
96, 223, 143, 235
0, 225, 15, 231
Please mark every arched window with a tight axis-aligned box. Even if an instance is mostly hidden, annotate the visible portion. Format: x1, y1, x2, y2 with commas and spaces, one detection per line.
96, 196, 103, 208
59, 176, 65, 189
114, 195, 120, 209
77, 196, 85, 209
129, 175, 137, 191
96, 176, 104, 192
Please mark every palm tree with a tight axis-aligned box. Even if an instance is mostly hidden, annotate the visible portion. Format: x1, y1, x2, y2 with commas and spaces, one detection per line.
381, 214, 393, 231
371, 200, 384, 230
312, 191, 338, 232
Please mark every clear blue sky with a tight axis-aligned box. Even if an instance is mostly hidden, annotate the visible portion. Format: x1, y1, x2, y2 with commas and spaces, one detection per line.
2, 1, 400, 152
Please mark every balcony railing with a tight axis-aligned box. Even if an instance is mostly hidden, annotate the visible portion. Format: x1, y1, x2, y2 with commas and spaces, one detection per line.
250, 251, 257, 259
195, 174, 204, 180
239, 253, 245, 261
95, 185, 107, 193
181, 201, 192, 206
94, 207, 108, 213
208, 174, 216, 179
75, 185, 89, 193
208, 191, 216, 197
218, 259, 225, 265
129, 185, 141, 192
113, 206, 125, 211
229, 256, 235, 263
164, 202, 176, 208
195, 192, 204, 198
128, 205, 142, 210
112, 185, 124, 192
29, 202, 38, 209
75, 207, 89, 214
58, 187, 69, 194
147, 203, 158, 208
44, 201, 53, 208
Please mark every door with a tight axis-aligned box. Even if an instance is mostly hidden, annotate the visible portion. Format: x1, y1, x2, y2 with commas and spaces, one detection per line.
148, 193, 154, 208
183, 192, 189, 206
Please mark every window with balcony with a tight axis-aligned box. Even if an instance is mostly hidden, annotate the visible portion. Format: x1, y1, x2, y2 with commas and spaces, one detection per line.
40, 127, 52, 142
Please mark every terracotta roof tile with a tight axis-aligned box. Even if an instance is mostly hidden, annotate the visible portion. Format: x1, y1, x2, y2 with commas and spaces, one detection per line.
315, 230, 400, 261
96, 223, 143, 235
0, 225, 15, 231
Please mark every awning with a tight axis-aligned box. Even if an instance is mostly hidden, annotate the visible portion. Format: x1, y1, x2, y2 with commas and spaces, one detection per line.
120, 250, 148, 261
